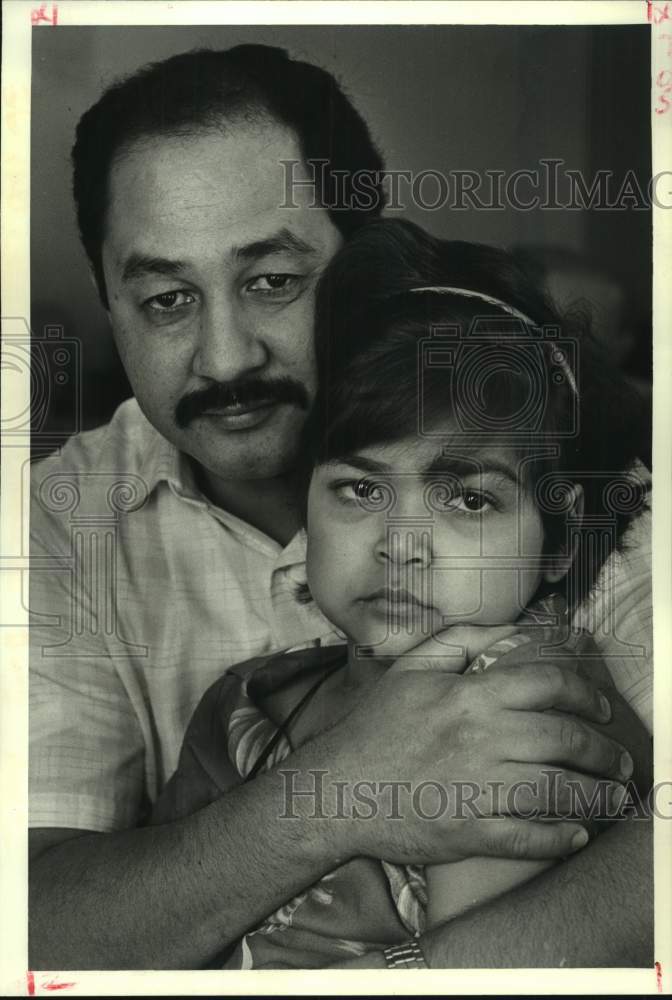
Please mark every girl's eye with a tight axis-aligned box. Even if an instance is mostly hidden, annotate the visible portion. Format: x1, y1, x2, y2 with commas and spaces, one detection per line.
145, 290, 195, 313
458, 490, 492, 513
427, 483, 495, 515
245, 274, 301, 297
332, 478, 393, 511
355, 479, 385, 503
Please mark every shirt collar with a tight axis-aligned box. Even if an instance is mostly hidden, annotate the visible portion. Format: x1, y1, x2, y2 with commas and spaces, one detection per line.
138, 432, 309, 564
140, 434, 201, 501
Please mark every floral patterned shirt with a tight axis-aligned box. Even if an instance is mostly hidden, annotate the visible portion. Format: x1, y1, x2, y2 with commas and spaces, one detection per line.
151, 596, 598, 968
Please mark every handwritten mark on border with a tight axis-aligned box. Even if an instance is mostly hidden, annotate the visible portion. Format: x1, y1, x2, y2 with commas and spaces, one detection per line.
26, 973, 76, 995
31, 3, 58, 25
656, 961, 664, 993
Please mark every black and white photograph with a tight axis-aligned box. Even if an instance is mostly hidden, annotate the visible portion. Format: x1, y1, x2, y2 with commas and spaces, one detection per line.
1, 0, 670, 992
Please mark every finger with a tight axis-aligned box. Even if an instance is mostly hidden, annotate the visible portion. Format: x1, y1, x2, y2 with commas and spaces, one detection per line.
388, 624, 519, 675
493, 764, 630, 820
468, 816, 589, 861
386, 628, 477, 673
573, 636, 617, 691
475, 660, 612, 724
387, 634, 466, 674
499, 710, 633, 781
450, 624, 521, 663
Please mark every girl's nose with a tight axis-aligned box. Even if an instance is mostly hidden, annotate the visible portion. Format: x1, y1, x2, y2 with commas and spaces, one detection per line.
376, 525, 432, 568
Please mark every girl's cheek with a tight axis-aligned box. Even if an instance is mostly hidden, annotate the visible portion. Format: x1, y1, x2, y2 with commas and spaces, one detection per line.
307, 523, 352, 582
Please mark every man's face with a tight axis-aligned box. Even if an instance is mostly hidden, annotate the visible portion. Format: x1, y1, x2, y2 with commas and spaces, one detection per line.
101, 121, 343, 482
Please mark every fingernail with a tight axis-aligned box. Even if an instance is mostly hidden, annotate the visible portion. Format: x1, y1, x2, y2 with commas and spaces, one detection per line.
599, 693, 611, 721
620, 751, 634, 780
571, 828, 589, 850
610, 783, 628, 812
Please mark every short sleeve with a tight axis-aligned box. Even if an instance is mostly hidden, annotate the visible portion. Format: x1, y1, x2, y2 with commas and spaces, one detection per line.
29, 500, 146, 833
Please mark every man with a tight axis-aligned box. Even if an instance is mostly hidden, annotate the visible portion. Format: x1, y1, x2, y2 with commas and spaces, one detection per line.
29, 45, 653, 969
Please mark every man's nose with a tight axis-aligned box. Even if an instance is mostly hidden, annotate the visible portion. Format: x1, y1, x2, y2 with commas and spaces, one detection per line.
375, 524, 432, 569
192, 295, 267, 382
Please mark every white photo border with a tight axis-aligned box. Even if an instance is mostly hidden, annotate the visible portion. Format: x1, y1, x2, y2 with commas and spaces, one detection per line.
2, 0, 670, 994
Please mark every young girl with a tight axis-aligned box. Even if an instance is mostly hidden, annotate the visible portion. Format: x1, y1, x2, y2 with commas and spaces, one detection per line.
151, 219, 650, 968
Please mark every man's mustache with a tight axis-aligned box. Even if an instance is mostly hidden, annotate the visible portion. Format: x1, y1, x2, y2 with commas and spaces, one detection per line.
175, 376, 310, 429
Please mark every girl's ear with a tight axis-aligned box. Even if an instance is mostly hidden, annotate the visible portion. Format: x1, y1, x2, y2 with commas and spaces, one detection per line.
543, 484, 584, 584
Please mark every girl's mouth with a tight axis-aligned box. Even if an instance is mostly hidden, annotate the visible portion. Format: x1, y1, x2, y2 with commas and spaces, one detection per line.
359, 586, 434, 612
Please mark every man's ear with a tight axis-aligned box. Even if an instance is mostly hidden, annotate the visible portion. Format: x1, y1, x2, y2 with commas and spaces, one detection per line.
543, 484, 584, 584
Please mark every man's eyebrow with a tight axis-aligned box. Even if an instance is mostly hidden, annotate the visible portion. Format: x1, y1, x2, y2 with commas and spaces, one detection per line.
120, 230, 317, 283
423, 454, 520, 484
121, 254, 187, 283
323, 454, 393, 475
233, 228, 318, 262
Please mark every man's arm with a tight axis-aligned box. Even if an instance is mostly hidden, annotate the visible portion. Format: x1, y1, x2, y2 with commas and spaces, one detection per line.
421, 812, 653, 968
29, 759, 343, 970
328, 815, 653, 969
30, 659, 624, 970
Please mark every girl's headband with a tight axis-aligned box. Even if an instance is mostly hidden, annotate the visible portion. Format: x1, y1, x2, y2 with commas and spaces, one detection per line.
409, 285, 578, 396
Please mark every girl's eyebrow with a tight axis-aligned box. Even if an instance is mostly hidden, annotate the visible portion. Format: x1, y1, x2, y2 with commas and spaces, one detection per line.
322, 454, 392, 474
423, 454, 520, 484
322, 453, 520, 484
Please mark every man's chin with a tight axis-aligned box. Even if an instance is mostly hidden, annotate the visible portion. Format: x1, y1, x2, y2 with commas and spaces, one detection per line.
175, 409, 306, 481
196, 449, 299, 484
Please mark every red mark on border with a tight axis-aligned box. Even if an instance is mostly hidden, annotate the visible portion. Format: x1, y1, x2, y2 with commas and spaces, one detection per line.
31, 3, 58, 25
648, 1, 671, 23
42, 980, 76, 992
655, 961, 663, 992
651, 2, 672, 112
27, 971, 35, 996
648, 1, 670, 23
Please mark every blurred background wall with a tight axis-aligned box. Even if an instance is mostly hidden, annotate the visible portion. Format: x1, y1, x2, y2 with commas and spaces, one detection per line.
31, 24, 652, 441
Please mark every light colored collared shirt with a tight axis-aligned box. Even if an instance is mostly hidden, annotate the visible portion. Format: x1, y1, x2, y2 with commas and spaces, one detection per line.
29, 398, 339, 832
29, 398, 652, 833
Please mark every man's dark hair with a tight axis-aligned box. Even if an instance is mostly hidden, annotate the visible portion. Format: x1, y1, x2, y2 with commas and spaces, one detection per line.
72, 44, 385, 306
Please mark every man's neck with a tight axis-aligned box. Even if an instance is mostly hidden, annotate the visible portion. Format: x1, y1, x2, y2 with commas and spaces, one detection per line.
194, 462, 304, 546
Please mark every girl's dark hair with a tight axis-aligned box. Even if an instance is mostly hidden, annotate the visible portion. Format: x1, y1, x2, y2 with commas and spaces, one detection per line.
72, 44, 385, 307
303, 219, 649, 606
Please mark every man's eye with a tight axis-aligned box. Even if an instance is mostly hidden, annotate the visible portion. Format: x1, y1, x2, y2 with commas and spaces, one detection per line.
145, 290, 195, 312
245, 274, 300, 296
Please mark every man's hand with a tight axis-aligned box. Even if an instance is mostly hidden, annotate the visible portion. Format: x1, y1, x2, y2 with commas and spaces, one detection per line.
29, 636, 644, 970
309, 648, 632, 867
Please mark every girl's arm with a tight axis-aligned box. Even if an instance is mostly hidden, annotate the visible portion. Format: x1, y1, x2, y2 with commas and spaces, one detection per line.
426, 853, 552, 928
424, 627, 553, 928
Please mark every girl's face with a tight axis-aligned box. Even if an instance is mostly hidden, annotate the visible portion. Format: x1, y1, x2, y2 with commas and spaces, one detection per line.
306, 430, 559, 658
